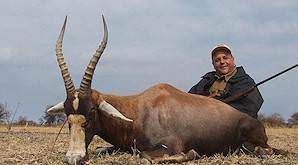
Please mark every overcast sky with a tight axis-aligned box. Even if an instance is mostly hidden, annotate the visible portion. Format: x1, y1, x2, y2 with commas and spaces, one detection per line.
0, 1, 297, 122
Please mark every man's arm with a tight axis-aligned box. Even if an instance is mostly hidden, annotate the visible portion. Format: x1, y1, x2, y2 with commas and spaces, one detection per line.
188, 78, 210, 96
189, 72, 217, 95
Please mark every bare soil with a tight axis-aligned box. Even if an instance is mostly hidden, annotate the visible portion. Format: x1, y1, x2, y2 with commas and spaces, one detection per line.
0, 125, 297, 165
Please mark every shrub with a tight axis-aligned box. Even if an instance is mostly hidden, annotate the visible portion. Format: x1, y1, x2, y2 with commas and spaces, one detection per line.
0, 103, 10, 123
39, 105, 66, 125
288, 112, 298, 126
258, 113, 286, 127
14, 116, 37, 126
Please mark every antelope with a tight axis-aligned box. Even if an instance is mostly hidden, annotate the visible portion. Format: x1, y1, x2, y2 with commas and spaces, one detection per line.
48, 15, 277, 164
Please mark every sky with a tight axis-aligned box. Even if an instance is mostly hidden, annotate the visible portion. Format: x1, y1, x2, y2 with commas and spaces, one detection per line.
0, 1, 297, 122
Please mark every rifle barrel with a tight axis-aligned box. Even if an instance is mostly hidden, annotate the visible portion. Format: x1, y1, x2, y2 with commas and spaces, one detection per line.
223, 64, 298, 103
256, 64, 298, 86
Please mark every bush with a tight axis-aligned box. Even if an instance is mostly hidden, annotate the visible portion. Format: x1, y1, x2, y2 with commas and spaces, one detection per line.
288, 112, 298, 126
39, 105, 66, 125
0, 103, 10, 123
258, 113, 286, 127
14, 116, 37, 126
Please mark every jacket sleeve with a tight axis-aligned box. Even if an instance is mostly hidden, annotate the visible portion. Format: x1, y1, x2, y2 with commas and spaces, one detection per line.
228, 77, 264, 118
188, 78, 209, 96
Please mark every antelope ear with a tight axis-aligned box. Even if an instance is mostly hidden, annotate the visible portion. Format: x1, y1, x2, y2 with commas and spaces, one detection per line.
98, 101, 133, 122
47, 101, 65, 114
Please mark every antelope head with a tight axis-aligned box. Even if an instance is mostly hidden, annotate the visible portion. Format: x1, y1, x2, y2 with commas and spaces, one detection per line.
48, 15, 132, 165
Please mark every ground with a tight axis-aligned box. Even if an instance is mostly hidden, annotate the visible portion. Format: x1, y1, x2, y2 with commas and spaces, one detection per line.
0, 125, 297, 165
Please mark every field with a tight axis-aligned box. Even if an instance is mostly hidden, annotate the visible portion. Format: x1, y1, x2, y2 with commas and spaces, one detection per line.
0, 125, 297, 165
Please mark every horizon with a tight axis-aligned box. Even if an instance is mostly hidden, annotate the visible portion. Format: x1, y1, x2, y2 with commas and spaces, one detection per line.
1, 1, 297, 122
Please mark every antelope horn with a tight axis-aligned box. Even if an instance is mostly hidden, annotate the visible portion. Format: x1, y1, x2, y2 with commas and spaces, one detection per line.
56, 16, 75, 96
79, 15, 108, 96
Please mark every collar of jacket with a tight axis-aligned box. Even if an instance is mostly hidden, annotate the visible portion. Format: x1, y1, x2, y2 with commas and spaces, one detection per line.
214, 67, 237, 82
202, 66, 248, 84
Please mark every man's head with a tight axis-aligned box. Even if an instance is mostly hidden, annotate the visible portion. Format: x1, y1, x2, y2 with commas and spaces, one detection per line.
211, 44, 236, 75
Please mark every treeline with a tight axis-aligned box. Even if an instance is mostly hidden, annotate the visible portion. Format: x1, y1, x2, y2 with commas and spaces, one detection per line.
258, 112, 298, 127
0, 103, 66, 126
1, 102, 298, 127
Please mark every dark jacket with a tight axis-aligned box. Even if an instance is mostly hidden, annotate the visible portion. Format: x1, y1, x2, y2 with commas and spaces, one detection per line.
188, 66, 263, 118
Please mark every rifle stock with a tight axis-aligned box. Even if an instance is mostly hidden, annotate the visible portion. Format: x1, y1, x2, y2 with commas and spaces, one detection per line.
222, 86, 255, 103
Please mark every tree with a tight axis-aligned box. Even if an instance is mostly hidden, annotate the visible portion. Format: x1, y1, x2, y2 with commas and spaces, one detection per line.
288, 112, 298, 126
258, 113, 266, 122
15, 116, 37, 125
258, 113, 286, 127
0, 103, 10, 123
269, 113, 286, 125
40, 105, 66, 125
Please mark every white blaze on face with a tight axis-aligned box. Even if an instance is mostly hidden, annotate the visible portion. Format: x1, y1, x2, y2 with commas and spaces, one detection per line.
73, 92, 79, 111
66, 114, 86, 164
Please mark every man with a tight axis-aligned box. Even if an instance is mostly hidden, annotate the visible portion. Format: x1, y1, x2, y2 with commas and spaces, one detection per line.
189, 44, 263, 118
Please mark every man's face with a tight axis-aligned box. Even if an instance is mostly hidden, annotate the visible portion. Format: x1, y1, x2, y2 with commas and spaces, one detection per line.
212, 50, 235, 75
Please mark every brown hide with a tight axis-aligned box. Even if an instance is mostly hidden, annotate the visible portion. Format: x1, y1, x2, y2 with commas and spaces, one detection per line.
53, 16, 271, 164
90, 83, 268, 155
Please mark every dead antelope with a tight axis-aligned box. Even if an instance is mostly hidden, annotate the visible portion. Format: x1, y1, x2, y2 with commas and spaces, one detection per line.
48, 15, 277, 164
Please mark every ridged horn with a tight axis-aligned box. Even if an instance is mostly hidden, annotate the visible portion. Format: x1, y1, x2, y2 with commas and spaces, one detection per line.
79, 15, 108, 96
56, 16, 75, 96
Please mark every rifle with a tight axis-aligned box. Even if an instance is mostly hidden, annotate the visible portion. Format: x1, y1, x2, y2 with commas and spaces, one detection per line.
222, 64, 298, 103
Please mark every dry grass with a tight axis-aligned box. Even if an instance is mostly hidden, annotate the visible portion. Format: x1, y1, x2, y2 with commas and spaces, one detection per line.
0, 125, 297, 165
